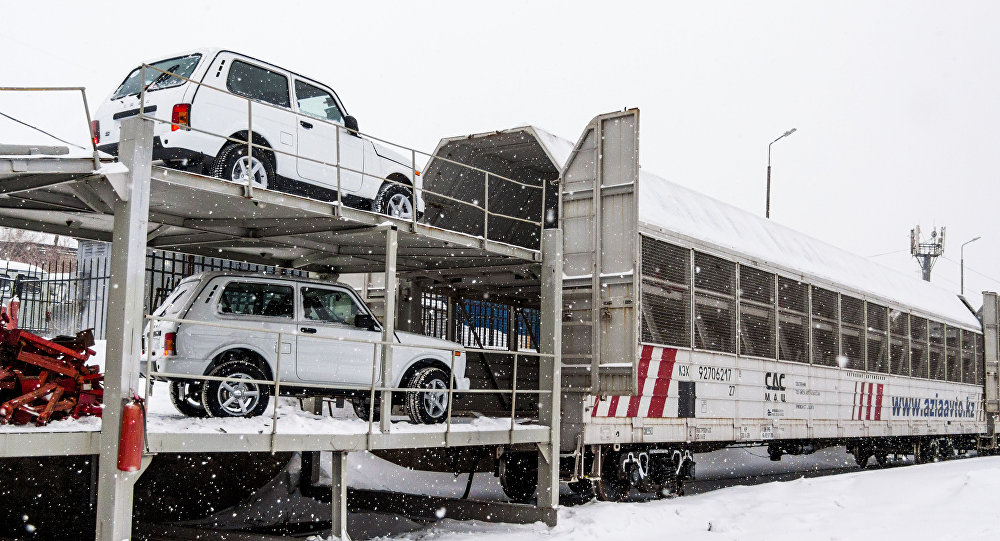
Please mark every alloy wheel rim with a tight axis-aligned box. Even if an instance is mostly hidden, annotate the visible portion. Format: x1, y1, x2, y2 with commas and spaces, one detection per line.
387, 193, 413, 219
232, 155, 268, 189
422, 379, 448, 418
217, 372, 260, 415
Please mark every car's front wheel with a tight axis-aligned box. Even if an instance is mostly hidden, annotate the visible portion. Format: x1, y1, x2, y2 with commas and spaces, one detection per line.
373, 183, 414, 220
404, 366, 450, 424
201, 359, 271, 418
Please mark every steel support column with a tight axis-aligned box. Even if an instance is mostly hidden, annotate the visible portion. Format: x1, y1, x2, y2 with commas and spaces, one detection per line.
331, 451, 350, 540
537, 228, 562, 523
95, 116, 153, 541
380, 227, 398, 432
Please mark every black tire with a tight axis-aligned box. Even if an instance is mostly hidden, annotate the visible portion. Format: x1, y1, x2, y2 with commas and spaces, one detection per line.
351, 396, 381, 422
211, 142, 275, 191
596, 451, 630, 502
499, 452, 537, 503
372, 183, 415, 220
927, 439, 942, 463
168, 380, 208, 418
201, 359, 271, 418
404, 367, 450, 424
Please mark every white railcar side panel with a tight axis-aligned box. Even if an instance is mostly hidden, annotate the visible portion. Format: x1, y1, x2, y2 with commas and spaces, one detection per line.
582, 345, 985, 445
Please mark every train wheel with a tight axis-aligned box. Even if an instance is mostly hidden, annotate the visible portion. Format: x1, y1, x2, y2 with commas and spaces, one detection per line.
927, 439, 942, 462
874, 451, 889, 468
853, 451, 871, 468
595, 451, 630, 502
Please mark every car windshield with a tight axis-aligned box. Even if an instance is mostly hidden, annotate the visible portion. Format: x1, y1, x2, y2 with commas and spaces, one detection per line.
111, 54, 202, 100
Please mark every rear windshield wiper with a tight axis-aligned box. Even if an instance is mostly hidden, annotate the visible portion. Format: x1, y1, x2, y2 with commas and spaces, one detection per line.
143, 63, 182, 93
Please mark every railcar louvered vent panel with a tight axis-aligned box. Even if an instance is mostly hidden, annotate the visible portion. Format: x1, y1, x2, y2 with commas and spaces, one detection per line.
976, 333, 985, 387
889, 310, 910, 376
962, 331, 976, 384
694, 252, 735, 295
642, 236, 689, 284
867, 303, 887, 331
841, 296, 864, 326
811, 287, 838, 320
740, 301, 775, 358
640, 236, 691, 347
778, 277, 807, 313
910, 316, 929, 378
739, 267, 774, 304
929, 321, 946, 380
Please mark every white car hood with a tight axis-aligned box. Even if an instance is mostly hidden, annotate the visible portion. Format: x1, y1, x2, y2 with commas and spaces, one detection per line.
395, 330, 462, 350
373, 141, 418, 169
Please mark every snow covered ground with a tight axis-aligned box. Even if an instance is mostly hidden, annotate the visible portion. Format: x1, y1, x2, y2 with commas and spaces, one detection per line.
337, 455, 1000, 541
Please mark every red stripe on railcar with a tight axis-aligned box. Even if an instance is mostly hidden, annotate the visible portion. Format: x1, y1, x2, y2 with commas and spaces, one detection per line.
647, 348, 677, 417
627, 345, 655, 417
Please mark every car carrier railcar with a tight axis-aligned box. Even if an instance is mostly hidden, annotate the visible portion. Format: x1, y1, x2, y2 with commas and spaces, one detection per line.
421, 110, 999, 502
550, 109, 997, 500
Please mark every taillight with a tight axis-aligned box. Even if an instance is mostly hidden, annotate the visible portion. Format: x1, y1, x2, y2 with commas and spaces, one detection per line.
91, 120, 100, 145
171, 103, 191, 131
164, 332, 176, 356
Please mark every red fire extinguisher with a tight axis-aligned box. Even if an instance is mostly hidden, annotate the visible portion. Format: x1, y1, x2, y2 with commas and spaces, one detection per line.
117, 394, 146, 472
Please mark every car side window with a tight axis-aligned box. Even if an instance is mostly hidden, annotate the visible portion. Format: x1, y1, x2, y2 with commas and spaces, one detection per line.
218, 281, 294, 318
301, 287, 363, 326
226, 60, 291, 108
294, 80, 344, 124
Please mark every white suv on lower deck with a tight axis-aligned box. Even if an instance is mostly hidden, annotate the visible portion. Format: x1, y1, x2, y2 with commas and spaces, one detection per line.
144, 272, 468, 423
93, 49, 422, 219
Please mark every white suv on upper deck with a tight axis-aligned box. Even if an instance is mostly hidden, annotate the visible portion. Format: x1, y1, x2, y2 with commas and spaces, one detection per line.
93, 49, 422, 219
144, 272, 468, 423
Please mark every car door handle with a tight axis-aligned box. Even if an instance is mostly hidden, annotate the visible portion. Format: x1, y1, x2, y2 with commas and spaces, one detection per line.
300, 120, 313, 129
301, 327, 317, 334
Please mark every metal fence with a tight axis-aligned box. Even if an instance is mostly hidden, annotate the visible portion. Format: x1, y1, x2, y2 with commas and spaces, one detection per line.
4, 244, 302, 339
420, 294, 540, 352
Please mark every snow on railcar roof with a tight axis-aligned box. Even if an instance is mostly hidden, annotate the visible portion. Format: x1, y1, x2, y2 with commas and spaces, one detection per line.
636, 171, 980, 329
501, 125, 976, 328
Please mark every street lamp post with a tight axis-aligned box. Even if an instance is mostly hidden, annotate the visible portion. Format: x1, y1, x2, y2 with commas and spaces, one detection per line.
961, 236, 982, 296
766, 128, 797, 219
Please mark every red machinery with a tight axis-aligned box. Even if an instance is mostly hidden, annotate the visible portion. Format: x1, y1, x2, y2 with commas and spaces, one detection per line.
0, 308, 103, 426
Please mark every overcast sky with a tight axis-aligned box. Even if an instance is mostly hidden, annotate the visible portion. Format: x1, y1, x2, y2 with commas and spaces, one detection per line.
2, 0, 999, 306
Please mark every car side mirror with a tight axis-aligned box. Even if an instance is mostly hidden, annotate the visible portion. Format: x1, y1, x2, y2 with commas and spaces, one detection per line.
344, 115, 360, 136
354, 314, 376, 330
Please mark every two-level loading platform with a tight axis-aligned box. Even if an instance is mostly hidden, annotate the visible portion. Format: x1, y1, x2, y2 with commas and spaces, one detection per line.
0, 113, 562, 540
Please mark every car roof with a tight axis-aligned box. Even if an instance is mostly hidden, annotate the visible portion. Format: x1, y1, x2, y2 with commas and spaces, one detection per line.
183, 270, 357, 291
142, 48, 349, 115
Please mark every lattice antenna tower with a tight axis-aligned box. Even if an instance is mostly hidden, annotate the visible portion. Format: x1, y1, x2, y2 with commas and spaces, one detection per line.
910, 225, 946, 282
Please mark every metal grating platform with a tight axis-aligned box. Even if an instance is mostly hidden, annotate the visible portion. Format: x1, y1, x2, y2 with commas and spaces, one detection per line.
0, 157, 540, 276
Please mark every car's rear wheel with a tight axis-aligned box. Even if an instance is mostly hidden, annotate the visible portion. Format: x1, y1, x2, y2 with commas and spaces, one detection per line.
351, 396, 381, 422
373, 183, 414, 219
201, 359, 271, 418
404, 366, 450, 424
212, 143, 275, 191
168, 380, 208, 418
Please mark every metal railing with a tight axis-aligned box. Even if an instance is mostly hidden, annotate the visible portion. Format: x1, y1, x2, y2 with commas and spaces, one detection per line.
0, 87, 101, 169
136, 63, 546, 249
143, 313, 556, 451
